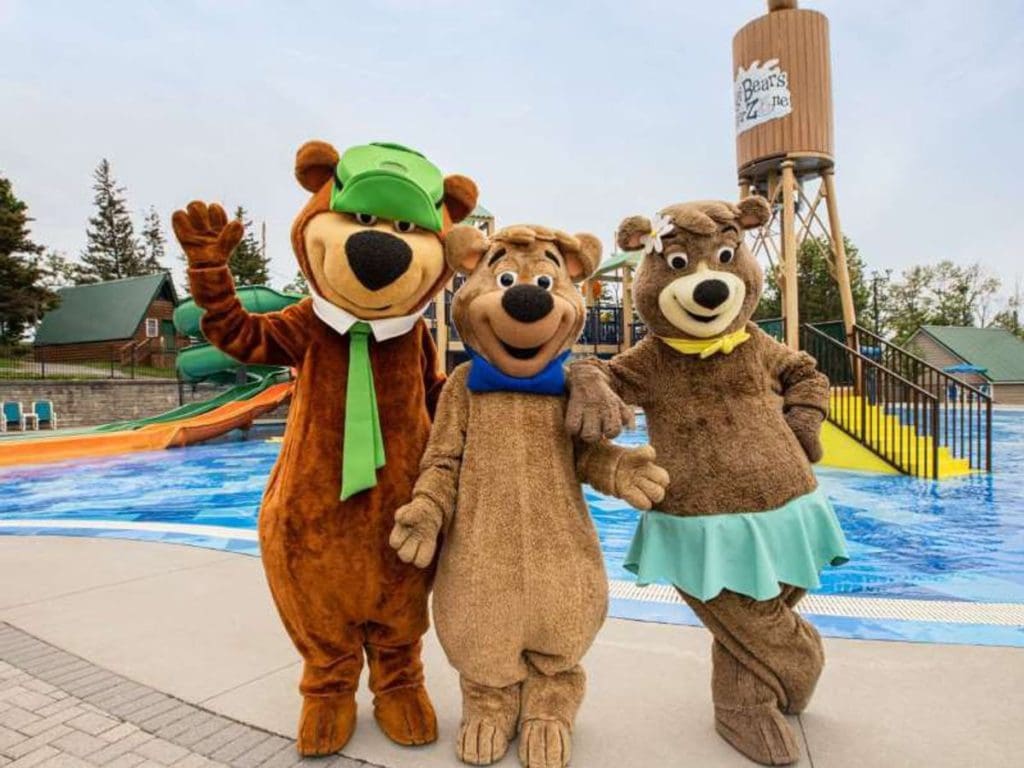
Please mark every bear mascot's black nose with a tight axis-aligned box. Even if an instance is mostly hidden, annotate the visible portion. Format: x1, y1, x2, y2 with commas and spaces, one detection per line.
345, 231, 413, 291
693, 279, 730, 310
501, 284, 554, 323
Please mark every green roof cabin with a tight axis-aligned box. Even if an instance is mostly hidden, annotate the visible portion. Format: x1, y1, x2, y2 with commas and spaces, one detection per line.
33, 273, 185, 368
907, 325, 1024, 404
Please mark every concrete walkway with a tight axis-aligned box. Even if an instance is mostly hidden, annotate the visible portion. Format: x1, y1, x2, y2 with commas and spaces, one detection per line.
1, 537, 1021, 768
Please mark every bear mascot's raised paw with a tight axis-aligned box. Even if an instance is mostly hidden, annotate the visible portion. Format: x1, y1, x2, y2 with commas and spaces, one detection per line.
173, 141, 478, 757
389, 223, 669, 768
565, 197, 849, 766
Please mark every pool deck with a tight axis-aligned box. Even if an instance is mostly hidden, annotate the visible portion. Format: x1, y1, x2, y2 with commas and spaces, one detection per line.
0, 537, 1021, 768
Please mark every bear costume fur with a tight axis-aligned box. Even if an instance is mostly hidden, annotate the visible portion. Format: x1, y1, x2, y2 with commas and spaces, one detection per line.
566, 198, 848, 766
172, 140, 478, 756
388, 224, 669, 768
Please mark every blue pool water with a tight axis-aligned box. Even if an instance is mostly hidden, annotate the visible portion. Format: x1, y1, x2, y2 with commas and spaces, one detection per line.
2, 412, 1022, 646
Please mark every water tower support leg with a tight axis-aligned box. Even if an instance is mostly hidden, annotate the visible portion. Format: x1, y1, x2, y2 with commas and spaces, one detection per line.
822, 169, 857, 344
780, 161, 800, 349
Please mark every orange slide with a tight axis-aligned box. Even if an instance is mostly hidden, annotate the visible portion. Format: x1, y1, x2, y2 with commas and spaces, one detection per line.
0, 382, 292, 468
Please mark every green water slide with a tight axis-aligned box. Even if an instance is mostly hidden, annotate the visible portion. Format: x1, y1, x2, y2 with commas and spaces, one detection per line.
174, 286, 303, 384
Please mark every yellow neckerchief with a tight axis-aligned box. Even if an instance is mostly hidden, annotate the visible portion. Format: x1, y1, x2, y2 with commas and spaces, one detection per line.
657, 328, 752, 359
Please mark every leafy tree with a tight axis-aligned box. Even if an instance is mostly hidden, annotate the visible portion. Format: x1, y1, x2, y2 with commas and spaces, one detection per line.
991, 280, 1023, 339
78, 159, 144, 283
881, 261, 1001, 343
283, 270, 309, 295
228, 206, 270, 286
140, 206, 167, 273
755, 235, 869, 324
0, 175, 57, 344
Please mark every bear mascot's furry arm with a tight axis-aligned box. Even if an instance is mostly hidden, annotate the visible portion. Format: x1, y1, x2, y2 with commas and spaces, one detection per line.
387, 224, 669, 768
565, 198, 848, 766
172, 141, 477, 757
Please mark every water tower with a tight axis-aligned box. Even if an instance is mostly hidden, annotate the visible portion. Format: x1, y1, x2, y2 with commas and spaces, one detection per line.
733, 0, 856, 348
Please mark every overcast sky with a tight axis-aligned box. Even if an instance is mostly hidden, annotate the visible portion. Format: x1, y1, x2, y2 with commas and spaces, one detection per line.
2, 0, 1022, 298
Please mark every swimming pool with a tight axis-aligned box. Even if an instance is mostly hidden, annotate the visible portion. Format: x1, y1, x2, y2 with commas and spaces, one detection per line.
2, 413, 1022, 647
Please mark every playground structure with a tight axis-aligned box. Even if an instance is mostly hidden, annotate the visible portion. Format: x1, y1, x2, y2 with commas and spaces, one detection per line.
0, 287, 298, 467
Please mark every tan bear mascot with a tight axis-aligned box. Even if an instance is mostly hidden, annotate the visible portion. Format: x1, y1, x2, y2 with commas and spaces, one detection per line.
566, 198, 848, 766
389, 224, 669, 768
173, 141, 477, 756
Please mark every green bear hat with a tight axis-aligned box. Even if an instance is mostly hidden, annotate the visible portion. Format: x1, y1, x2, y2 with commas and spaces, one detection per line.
329, 142, 445, 232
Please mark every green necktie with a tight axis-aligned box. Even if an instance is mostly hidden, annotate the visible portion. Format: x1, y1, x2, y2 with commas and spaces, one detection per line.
340, 322, 386, 500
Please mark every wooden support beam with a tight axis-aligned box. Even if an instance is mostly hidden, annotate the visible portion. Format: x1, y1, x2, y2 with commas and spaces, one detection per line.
780, 161, 800, 349
822, 169, 857, 342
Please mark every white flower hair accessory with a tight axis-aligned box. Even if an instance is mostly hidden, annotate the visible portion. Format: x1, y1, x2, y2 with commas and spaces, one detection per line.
641, 213, 674, 256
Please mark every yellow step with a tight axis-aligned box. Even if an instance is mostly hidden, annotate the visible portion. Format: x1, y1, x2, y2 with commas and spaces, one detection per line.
825, 395, 973, 478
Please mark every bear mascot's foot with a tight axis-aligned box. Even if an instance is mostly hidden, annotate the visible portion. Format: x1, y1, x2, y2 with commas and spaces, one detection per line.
714, 705, 801, 766
297, 694, 357, 756
457, 715, 513, 766
373, 684, 438, 746
518, 718, 572, 768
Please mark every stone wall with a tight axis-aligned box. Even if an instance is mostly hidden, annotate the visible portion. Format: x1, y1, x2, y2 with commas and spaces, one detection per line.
0, 379, 260, 428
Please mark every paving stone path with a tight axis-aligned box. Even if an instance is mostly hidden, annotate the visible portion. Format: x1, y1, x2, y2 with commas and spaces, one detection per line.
0, 624, 379, 768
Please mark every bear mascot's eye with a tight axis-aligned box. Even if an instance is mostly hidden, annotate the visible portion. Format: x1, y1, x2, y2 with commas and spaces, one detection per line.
355, 213, 377, 226
497, 271, 517, 289
533, 275, 554, 292
667, 253, 689, 270
717, 247, 735, 264
394, 221, 416, 234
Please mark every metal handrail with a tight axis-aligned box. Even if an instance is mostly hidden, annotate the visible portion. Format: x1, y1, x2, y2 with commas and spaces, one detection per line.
853, 324, 992, 400
802, 324, 941, 479
852, 323, 992, 472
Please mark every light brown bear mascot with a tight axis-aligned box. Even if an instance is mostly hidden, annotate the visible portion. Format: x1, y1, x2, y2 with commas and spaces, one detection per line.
388, 224, 669, 768
173, 141, 477, 756
566, 198, 848, 766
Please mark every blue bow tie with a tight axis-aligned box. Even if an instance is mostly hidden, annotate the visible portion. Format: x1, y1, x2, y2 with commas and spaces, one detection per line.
466, 348, 570, 396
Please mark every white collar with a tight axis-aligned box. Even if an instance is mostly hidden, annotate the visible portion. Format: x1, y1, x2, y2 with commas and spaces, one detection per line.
310, 287, 426, 342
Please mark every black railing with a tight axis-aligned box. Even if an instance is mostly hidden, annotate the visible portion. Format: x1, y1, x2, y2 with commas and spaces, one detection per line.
1, 343, 179, 381
852, 325, 992, 472
802, 324, 942, 479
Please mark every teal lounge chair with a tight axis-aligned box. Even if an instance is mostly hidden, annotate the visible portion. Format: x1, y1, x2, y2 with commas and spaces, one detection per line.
32, 400, 56, 430
2, 401, 37, 431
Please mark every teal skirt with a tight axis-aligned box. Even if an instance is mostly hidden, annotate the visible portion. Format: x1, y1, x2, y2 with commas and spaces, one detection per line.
623, 488, 848, 602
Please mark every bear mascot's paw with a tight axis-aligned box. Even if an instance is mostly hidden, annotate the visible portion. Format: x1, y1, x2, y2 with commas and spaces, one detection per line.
784, 406, 826, 464
714, 705, 801, 766
613, 445, 670, 510
517, 718, 572, 768
564, 360, 634, 442
457, 716, 513, 766
171, 201, 243, 269
297, 695, 357, 756
374, 684, 438, 746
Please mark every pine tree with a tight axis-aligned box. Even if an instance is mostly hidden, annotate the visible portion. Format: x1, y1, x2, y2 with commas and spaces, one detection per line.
227, 206, 270, 286
140, 206, 167, 274
0, 175, 58, 345
283, 270, 309, 294
78, 159, 143, 283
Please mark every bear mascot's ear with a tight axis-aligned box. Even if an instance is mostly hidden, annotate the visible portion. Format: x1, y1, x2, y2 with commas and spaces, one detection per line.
567, 233, 602, 282
737, 196, 771, 230
295, 140, 340, 193
443, 175, 479, 224
616, 215, 653, 252
445, 224, 489, 275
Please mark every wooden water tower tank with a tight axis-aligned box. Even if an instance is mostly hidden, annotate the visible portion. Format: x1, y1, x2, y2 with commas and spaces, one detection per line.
732, 0, 857, 349
733, 0, 833, 180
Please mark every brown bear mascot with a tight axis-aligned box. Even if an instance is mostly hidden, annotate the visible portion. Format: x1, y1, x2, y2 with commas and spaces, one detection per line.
172, 141, 478, 756
388, 224, 669, 768
566, 198, 848, 766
